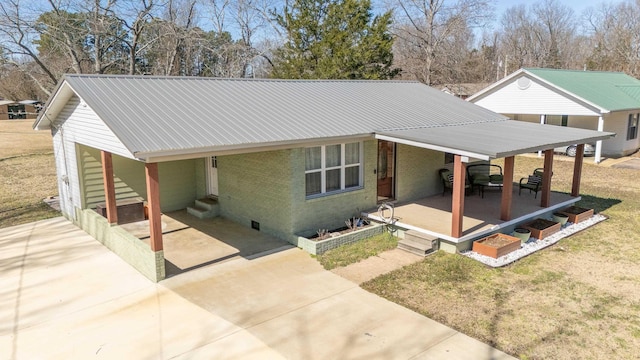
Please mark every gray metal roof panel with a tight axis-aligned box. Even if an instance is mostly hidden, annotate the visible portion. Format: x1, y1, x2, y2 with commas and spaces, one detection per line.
377, 120, 615, 159
61, 75, 507, 155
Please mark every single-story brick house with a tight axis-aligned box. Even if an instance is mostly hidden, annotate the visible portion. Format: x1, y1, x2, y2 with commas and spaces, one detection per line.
34, 75, 613, 281
468, 68, 640, 162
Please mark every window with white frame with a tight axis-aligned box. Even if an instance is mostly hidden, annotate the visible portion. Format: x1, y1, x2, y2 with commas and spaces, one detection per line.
628, 113, 638, 140
305, 142, 362, 196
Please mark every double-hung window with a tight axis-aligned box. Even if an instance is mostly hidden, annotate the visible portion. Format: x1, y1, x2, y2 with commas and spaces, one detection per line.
628, 113, 638, 140
305, 142, 362, 197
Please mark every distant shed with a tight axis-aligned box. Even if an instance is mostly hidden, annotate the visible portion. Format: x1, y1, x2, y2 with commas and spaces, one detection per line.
0, 99, 43, 120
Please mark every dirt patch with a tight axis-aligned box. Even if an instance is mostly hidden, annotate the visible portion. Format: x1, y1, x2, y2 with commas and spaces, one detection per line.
612, 158, 640, 170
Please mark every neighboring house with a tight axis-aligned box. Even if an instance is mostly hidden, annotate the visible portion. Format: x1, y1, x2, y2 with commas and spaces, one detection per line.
0, 99, 43, 120
34, 75, 613, 281
440, 83, 489, 99
468, 68, 640, 162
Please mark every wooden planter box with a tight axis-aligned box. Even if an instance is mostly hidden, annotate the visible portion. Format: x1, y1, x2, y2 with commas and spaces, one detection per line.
472, 233, 521, 258
558, 206, 594, 224
522, 218, 561, 240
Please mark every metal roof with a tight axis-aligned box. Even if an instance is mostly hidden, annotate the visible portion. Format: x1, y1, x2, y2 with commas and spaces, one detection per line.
38, 74, 506, 157
376, 120, 615, 160
35, 74, 614, 161
524, 68, 640, 111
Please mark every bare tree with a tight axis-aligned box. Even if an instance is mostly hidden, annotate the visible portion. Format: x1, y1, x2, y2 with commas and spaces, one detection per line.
391, 0, 493, 85
497, 0, 578, 75
584, 1, 640, 76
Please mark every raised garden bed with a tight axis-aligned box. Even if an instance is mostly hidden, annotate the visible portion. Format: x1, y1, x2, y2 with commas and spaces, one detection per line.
522, 218, 561, 240
472, 233, 521, 258
558, 206, 594, 224
295, 222, 385, 255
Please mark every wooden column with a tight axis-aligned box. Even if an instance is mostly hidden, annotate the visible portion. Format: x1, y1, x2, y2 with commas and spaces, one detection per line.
541, 149, 554, 208
145, 162, 163, 251
500, 156, 515, 221
451, 155, 466, 238
571, 144, 585, 197
595, 116, 604, 163
101, 150, 118, 225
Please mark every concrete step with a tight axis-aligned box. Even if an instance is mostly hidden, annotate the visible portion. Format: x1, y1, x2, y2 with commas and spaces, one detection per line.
397, 231, 438, 256
195, 198, 219, 212
187, 205, 215, 219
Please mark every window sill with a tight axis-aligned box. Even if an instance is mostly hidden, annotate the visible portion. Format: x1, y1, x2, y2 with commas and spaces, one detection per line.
305, 186, 365, 201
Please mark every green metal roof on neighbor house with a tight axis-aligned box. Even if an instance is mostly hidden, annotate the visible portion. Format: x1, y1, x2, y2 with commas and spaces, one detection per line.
34, 74, 614, 161
520, 68, 640, 112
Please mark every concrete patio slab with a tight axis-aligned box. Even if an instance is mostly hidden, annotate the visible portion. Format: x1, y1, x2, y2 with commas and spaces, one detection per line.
2, 217, 515, 360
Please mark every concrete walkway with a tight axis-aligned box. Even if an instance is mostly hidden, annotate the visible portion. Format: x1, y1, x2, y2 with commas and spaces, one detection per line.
331, 248, 425, 284
2, 217, 515, 359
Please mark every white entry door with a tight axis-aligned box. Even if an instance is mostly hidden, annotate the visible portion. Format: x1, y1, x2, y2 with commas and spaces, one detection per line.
206, 156, 219, 197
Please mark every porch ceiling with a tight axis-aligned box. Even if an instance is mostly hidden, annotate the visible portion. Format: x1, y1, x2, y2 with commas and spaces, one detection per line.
376, 120, 615, 160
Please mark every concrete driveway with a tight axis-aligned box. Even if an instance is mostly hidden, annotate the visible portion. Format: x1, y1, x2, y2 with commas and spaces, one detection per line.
2, 217, 514, 359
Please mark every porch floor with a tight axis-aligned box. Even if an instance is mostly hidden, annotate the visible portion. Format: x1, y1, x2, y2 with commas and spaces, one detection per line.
120, 210, 291, 277
367, 187, 577, 241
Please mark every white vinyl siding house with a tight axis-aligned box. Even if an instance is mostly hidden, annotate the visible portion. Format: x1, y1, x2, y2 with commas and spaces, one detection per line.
469, 68, 640, 160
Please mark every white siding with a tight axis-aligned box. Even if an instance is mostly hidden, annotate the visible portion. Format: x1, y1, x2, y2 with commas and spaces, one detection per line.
604, 111, 640, 156
473, 76, 601, 116
60, 96, 133, 159
51, 95, 135, 218
52, 128, 81, 219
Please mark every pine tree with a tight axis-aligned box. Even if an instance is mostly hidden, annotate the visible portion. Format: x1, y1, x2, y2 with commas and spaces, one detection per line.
272, 0, 399, 79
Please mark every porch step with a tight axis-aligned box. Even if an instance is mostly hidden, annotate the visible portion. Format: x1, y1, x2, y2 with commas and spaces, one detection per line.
187, 198, 219, 219
195, 198, 218, 211
398, 230, 438, 256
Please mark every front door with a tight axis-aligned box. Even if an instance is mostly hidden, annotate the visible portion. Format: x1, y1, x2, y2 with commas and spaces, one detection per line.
206, 156, 219, 198
377, 140, 395, 201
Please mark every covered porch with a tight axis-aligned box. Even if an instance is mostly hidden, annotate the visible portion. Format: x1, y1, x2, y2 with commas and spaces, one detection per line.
366, 187, 578, 251
372, 120, 615, 252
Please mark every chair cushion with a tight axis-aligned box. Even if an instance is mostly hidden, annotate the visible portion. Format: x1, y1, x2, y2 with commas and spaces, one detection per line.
489, 174, 504, 183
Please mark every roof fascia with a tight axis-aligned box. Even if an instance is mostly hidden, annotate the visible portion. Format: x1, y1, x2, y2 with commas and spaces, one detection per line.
466, 69, 527, 102
493, 131, 616, 158
136, 134, 374, 162
33, 77, 75, 130
375, 134, 490, 161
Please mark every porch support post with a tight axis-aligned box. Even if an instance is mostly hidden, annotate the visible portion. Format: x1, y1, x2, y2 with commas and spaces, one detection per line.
571, 144, 585, 197
145, 162, 163, 251
451, 155, 466, 238
500, 156, 515, 221
100, 150, 117, 225
541, 149, 554, 208
595, 115, 604, 163
538, 115, 546, 157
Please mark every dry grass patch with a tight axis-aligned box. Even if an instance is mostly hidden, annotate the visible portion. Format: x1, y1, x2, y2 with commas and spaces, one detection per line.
315, 232, 398, 270
363, 155, 640, 359
0, 120, 59, 228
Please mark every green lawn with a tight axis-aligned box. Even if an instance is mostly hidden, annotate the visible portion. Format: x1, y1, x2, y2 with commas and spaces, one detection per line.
0, 120, 59, 229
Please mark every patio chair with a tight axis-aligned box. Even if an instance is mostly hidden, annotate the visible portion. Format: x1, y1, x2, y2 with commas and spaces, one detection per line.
466, 163, 504, 197
519, 167, 551, 198
439, 168, 470, 196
